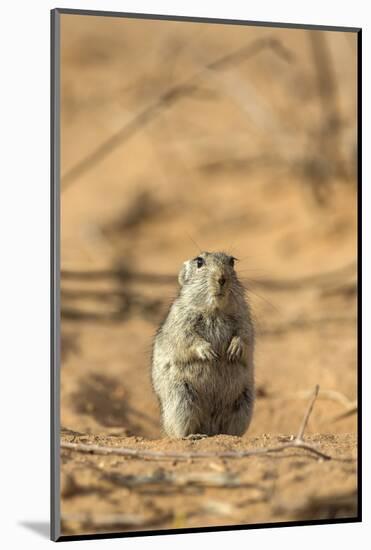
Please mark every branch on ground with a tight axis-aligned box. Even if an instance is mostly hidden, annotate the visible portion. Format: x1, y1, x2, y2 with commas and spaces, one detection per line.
61, 385, 353, 462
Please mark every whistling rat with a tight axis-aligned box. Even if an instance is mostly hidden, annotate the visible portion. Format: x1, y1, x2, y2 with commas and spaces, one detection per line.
151, 251, 255, 438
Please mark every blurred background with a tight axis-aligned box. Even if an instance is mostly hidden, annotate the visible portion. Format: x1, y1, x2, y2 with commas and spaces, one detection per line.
59, 13, 358, 534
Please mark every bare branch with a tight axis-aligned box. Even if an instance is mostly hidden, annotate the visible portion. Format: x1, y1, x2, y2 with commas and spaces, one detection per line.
260, 316, 357, 337
296, 384, 319, 441
331, 406, 358, 422
103, 470, 267, 490
62, 36, 294, 192
60, 261, 356, 290
60, 385, 344, 463
280, 388, 356, 409
61, 511, 172, 530
61, 439, 332, 461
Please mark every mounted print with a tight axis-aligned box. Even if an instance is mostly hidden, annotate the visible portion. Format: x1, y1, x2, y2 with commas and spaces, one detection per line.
51, 8, 361, 542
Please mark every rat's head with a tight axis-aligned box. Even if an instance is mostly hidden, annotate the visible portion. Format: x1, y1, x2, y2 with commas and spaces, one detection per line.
178, 251, 242, 309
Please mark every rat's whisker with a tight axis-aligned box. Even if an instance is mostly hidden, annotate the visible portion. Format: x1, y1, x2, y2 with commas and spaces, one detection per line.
240, 282, 280, 314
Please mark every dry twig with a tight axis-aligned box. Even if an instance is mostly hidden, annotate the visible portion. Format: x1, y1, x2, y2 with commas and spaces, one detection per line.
61, 36, 294, 191
61, 511, 172, 530
331, 406, 358, 422
281, 388, 356, 409
61, 261, 355, 292
61, 385, 338, 462
260, 316, 356, 337
278, 388, 357, 424
103, 469, 266, 490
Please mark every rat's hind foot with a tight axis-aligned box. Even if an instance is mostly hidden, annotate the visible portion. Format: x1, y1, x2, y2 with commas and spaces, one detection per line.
181, 433, 208, 440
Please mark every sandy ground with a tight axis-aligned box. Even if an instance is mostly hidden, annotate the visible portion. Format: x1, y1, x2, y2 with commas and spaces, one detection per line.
58, 15, 358, 536
60, 433, 357, 535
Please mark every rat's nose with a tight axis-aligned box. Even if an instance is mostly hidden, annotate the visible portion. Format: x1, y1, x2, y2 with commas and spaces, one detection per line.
218, 276, 226, 287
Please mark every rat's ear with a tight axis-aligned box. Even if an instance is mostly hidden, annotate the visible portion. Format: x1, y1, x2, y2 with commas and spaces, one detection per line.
178, 260, 191, 287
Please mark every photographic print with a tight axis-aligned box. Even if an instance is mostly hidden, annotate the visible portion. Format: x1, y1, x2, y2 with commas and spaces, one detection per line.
51, 9, 360, 541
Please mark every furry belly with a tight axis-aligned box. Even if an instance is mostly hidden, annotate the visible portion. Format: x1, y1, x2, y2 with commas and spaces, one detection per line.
180, 362, 254, 436
179, 359, 250, 404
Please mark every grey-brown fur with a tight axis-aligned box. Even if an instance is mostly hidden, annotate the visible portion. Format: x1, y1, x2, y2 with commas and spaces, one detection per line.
151, 251, 255, 438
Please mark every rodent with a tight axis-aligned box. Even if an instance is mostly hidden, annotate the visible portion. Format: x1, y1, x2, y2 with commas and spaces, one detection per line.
151, 251, 255, 438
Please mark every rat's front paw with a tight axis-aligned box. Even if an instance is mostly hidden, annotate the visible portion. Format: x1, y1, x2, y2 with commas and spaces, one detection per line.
195, 341, 218, 361
227, 336, 246, 362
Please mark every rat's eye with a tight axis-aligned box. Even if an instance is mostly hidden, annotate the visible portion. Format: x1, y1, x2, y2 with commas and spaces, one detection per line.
195, 257, 204, 268
229, 256, 235, 267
